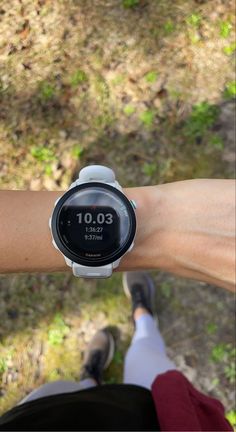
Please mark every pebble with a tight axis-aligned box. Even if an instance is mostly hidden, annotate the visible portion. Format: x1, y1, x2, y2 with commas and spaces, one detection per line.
59, 130, 67, 139
30, 178, 42, 191
43, 177, 58, 191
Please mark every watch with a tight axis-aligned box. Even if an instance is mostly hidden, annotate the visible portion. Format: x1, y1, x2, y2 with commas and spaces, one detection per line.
49, 165, 137, 278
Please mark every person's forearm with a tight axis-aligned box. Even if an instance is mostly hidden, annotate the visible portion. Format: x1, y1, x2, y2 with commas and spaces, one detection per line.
0, 179, 235, 291
127, 178, 235, 292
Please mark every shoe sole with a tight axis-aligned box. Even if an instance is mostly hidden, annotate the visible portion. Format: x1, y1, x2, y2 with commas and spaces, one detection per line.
104, 331, 116, 370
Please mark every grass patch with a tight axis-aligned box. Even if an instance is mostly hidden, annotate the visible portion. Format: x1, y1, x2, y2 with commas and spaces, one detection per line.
210, 343, 236, 384
139, 109, 155, 127
70, 69, 88, 87
223, 42, 236, 56
205, 322, 217, 335
0, 357, 7, 375
163, 20, 175, 35
47, 313, 70, 346
186, 13, 201, 28
31, 146, 57, 176
211, 343, 229, 362
160, 281, 172, 299
111, 75, 125, 86
71, 145, 84, 159
94, 112, 114, 128
123, 104, 135, 116
219, 21, 232, 38
142, 162, 157, 177
144, 71, 158, 83
184, 102, 219, 141
38, 81, 56, 101
122, 0, 139, 8
209, 135, 224, 150
224, 362, 236, 384
226, 410, 236, 428
224, 81, 236, 98
31, 146, 56, 163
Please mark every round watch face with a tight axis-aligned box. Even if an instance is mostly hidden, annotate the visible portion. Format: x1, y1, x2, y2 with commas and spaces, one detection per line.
51, 182, 136, 267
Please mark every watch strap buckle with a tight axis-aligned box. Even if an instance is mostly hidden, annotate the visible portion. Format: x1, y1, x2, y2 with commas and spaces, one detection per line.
72, 263, 113, 278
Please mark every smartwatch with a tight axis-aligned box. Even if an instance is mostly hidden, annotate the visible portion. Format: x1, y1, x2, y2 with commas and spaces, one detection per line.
49, 165, 137, 278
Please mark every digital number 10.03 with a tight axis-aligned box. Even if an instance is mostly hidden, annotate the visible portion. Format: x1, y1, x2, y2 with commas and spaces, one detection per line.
76, 212, 113, 224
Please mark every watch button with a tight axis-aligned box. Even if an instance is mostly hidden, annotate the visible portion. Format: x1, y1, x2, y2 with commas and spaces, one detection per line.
52, 239, 59, 250
128, 242, 134, 252
130, 199, 137, 209
54, 196, 61, 207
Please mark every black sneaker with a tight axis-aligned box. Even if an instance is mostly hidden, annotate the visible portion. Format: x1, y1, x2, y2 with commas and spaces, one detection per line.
80, 328, 115, 385
122, 271, 156, 319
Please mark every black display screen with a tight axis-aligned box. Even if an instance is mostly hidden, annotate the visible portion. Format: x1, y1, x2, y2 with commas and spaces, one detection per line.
52, 183, 136, 266
59, 206, 120, 258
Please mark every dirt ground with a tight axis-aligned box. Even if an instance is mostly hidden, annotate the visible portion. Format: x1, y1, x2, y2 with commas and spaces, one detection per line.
0, 0, 235, 423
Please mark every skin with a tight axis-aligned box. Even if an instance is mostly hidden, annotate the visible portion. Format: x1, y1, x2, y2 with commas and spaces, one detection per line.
0, 179, 235, 292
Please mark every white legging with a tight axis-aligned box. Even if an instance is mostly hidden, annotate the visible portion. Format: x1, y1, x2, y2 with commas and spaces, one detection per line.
19, 314, 176, 405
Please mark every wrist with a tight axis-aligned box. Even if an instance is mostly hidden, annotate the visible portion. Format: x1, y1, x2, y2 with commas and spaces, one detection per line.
119, 184, 170, 271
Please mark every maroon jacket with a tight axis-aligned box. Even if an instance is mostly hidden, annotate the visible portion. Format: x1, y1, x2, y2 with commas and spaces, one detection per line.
151, 370, 233, 431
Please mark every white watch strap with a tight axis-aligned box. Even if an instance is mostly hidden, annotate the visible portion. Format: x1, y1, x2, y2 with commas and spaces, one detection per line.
78, 165, 115, 183
72, 263, 113, 278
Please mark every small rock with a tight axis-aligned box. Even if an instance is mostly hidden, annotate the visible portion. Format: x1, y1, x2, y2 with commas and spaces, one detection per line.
59, 130, 67, 139
43, 177, 58, 190
61, 152, 74, 169
125, 37, 136, 47
30, 178, 42, 191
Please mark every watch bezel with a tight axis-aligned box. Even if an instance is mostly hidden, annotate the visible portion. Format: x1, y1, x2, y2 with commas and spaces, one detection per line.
51, 182, 136, 267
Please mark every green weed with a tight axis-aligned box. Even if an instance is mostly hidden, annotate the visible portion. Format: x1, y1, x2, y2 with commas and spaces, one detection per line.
123, 104, 135, 116
189, 32, 201, 44
206, 322, 217, 335
122, 0, 139, 8
0, 358, 7, 374
224, 362, 236, 384
210, 343, 236, 384
210, 377, 219, 387
48, 313, 70, 346
211, 343, 228, 362
184, 102, 219, 140
70, 69, 88, 87
219, 21, 232, 38
160, 281, 172, 299
94, 112, 114, 128
113, 351, 123, 365
226, 410, 236, 428
111, 75, 125, 86
186, 13, 201, 28
224, 81, 236, 98
38, 81, 55, 101
0, 349, 14, 375
139, 110, 155, 127
223, 42, 236, 56
105, 376, 116, 384
31, 146, 56, 163
142, 162, 157, 177
71, 145, 84, 159
209, 135, 224, 150
94, 75, 110, 104
44, 164, 53, 176
48, 369, 62, 382
163, 20, 175, 35
144, 71, 158, 83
